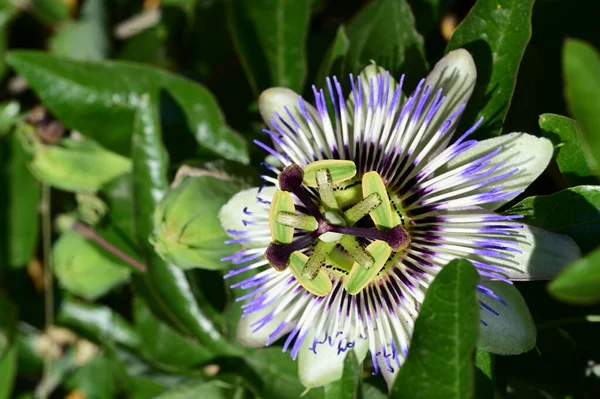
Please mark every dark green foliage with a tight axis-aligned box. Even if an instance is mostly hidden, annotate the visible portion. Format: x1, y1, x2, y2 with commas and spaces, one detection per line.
1, 1, 600, 398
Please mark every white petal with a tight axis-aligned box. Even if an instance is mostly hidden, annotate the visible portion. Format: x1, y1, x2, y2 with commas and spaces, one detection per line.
503, 225, 581, 281
218, 186, 276, 249
298, 334, 369, 388
443, 132, 554, 210
346, 63, 400, 118
236, 304, 294, 348
477, 281, 536, 355
424, 48, 477, 138
379, 357, 400, 390
258, 87, 319, 133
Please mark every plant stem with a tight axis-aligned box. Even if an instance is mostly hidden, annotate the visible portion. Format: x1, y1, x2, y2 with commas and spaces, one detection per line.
71, 221, 147, 272
40, 183, 53, 399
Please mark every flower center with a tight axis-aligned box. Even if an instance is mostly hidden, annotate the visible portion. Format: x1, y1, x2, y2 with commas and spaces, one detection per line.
265, 160, 411, 297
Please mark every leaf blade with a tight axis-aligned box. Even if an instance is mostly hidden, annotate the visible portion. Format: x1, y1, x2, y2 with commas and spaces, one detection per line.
391, 259, 480, 398
539, 113, 596, 185
563, 39, 600, 173
228, 0, 310, 93
323, 351, 361, 399
344, 0, 426, 88
505, 186, 600, 253
0, 131, 40, 268
130, 94, 235, 357
548, 246, 600, 305
447, 0, 535, 138
6, 51, 248, 163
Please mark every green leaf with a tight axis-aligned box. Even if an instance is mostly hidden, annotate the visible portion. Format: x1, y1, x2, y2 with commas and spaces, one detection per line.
0, 293, 16, 356
133, 297, 213, 370
0, 4, 18, 80
505, 186, 600, 253
130, 95, 236, 356
0, 101, 20, 134
474, 350, 494, 399
361, 383, 387, 399
6, 51, 249, 163
548, 246, 600, 305
64, 355, 121, 399
57, 297, 141, 350
475, 349, 493, 379
100, 174, 136, 240
118, 26, 169, 68
111, 346, 190, 397
563, 39, 600, 173
0, 346, 17, 399
315, 26, 350, 89
14, 329, 43, 375
31, 0, 69, 24
344, 0, 426, 88
447, 0, 534, 138
228, 0, 310, 93
53, 229, 132, 300
323, 350, 361, 399
244, 347, 324, 399
391, 259, 480, 398
539, 114, 596, 185
155, 380, 242, 399
50, 0, 109, 61
0, 132, 40, 268
23, 132, 132, 193
126, 376, 169, 399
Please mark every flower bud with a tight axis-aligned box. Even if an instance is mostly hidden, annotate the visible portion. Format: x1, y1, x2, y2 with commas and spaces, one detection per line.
151, 174, 243, 270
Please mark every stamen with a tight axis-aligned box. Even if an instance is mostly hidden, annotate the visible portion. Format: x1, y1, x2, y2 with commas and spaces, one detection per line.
344, 241, 392, 295
362, 171, 396, 229
316, 169, 338, 210
339, 236, 374, 269
288, 252, 333, 297
265, 234, 316, 271
278, 164, 323, 219
344, 193, 382, 225
268, 161, 412, 292
303, 241, 337, 279
276, 212, 318, 231
303, 160, 357, 187
269, 191, 296, 244
332, 225, 411, 252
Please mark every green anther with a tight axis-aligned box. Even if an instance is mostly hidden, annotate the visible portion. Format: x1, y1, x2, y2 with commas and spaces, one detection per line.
303, 240, 337, 279
362, 171, 396, 230
289, 251, 333, 297
315, 169, 339, 210
344, 193, 382, 225
269, 191, 295, 244
339, 235, 374, 270
276, 212, 318, 231
344, 241, 392, 295
303, 160, 357, 187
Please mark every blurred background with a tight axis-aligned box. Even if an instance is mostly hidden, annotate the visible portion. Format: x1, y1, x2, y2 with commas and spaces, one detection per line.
1, 0, 600, 398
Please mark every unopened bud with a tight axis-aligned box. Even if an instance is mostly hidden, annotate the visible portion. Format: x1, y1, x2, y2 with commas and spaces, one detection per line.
151, 174, 243, 270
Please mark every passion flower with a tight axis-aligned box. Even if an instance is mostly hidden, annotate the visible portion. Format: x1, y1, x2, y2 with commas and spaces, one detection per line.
219, 50, 580, 388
